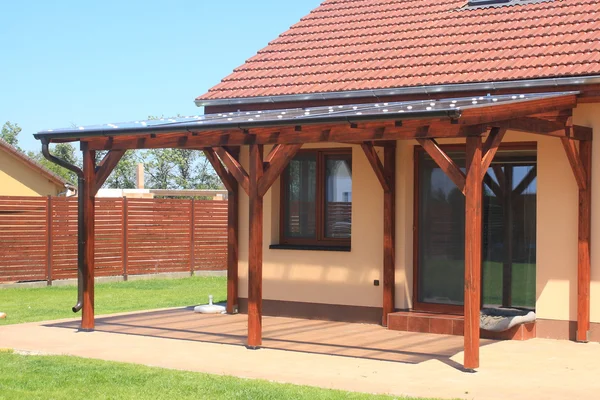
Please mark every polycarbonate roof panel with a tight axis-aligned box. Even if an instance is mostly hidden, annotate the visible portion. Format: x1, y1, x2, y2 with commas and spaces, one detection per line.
34, 92, 575, 141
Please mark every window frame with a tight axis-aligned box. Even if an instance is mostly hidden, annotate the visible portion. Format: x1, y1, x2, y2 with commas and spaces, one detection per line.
279, 148, 352, 248
412, 141, 537, 314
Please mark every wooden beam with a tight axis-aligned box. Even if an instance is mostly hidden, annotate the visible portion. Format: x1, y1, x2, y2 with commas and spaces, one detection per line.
361, 141, 391, 193
459, 94, 577, 126
215, 147, 250, 195
480, 128, 506, 179
382, 143, 396, 326
203, 148, 236, 193
560, 137, 587, 190
93, 150, 125, 195
83, 122, 489, 151
258, 144, 303, 197
464, 136, 483, 370
81, 147, 96, 330
417, 138, 466, 194
247, 144, 264, 348
577, 139, 592, 342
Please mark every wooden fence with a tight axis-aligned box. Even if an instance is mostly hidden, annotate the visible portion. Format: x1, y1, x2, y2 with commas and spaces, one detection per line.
0, 196, 228, 284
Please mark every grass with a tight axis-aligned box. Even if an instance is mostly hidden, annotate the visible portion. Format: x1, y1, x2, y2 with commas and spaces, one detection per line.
0, 351, 446, 400
0, 276, 226, 326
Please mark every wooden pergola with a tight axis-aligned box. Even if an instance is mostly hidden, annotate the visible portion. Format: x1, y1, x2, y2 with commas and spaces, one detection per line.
35, 91, 592, 370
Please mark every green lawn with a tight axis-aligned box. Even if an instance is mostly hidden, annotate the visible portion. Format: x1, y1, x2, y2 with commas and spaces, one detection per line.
0, 351, 447, 400
0, 276, 226, 326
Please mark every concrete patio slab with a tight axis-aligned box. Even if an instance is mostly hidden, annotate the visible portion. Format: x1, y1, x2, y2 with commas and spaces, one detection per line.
1, 308, 599, 400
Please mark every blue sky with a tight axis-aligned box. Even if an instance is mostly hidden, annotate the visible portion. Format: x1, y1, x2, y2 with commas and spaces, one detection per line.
0, 1, 322, 152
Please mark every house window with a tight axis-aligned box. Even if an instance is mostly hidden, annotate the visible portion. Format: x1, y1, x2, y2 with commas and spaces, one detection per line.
280, 149, 352, 248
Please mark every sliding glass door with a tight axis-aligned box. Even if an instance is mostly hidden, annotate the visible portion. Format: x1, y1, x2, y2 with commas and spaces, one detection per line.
415, 144, 536, 311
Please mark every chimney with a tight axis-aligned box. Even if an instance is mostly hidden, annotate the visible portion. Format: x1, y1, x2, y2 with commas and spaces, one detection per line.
136, 163, 145, 189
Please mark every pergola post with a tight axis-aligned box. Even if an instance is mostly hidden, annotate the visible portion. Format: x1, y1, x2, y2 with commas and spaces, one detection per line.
360, 142, 396, 325
561, 134, 593, 342
248, 143, 264, 348
577, 140, 592, 342
81, 147, 96, 330
202, 147, 241, 314
464, 136, 483, 370
383, 144, 396, 325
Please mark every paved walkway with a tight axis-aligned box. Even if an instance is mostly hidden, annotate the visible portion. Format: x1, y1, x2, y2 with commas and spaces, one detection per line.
1, 308, 599, 400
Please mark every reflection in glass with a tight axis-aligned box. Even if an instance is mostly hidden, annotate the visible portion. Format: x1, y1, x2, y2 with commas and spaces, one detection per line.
417, 149, 536, 309
284, 153, 316, 238
325, 155, 352, 238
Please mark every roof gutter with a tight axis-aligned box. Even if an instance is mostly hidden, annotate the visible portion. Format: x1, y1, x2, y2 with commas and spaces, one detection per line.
195, 75, 600, 108
41, 140, 85, 314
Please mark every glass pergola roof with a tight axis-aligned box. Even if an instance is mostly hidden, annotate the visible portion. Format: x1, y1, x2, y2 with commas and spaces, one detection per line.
34, 91, 576, 141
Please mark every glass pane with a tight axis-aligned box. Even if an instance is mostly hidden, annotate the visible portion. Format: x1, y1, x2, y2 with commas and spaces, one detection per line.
325, 155, 352, 238
418, 149, 537, 309
284, 153, 317, 238
417, 152, 466, 305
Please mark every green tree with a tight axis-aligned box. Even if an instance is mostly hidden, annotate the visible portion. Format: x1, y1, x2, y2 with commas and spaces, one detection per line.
1, 121, 22, 150
105, 150, 141, 189
146, 148, 175, 189
28, 143, 80, 184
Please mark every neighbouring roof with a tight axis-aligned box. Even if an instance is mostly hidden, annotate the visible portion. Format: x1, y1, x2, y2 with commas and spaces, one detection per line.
35, 92, 572, 141
0, 139, 67, 187
197, 0, 600, 103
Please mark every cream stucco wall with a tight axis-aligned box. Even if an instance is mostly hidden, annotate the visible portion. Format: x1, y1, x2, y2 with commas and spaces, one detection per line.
0, 148, 62, 196
237, 102, 600, 324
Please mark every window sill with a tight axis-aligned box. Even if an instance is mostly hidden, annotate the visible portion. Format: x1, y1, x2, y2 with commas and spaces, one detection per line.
269, 244, 351, 252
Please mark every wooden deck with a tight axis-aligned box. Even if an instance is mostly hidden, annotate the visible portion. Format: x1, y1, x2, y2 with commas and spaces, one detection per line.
48, 308, 492, 366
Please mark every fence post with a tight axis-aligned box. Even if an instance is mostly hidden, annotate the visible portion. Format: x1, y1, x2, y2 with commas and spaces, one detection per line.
46, 195, 53, 286
122, 197, 128, 281
190, 198, 195, 276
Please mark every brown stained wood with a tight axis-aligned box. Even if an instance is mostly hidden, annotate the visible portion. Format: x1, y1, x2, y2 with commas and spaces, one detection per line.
560, 137, 587, 190
227, 180, 239, 314
577, 140, 592, 342
382, 143, 396, 326
417, 138, 466, 194
82, 122, 488, 151
258, 143, 303, 197
203, 148, 236, 193
82, 148, 96, 330
46, 195, 53, 285
248, 144, 264, 347
215, 147, 250, 195
361, 142, 391, 193
464, 136, 483, 370
459, 94, 577, 126
93, 150, 125, 195
480, 128, 506, 179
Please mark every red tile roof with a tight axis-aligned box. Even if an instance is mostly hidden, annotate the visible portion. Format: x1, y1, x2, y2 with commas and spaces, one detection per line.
198, 0, 600, 102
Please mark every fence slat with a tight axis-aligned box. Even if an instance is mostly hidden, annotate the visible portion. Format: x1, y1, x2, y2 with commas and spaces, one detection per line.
0, 196, 227, 284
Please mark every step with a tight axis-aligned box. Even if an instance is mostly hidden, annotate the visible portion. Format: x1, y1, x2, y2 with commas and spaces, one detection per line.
387, 311, 536, 341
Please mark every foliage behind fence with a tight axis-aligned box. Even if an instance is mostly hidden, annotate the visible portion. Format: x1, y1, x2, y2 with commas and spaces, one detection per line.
0, 196, 227, 284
